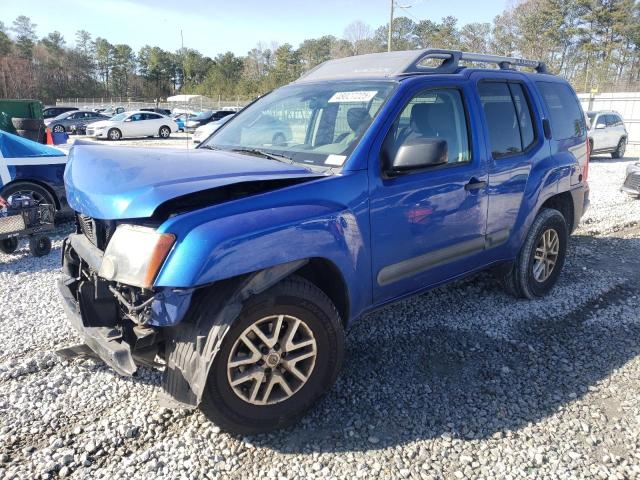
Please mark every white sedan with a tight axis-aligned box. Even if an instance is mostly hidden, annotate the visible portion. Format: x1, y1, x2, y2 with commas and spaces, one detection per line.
85, 111, 179, 140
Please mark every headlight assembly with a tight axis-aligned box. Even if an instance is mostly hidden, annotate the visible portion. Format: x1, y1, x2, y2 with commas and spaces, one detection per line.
98, 225, 175, 289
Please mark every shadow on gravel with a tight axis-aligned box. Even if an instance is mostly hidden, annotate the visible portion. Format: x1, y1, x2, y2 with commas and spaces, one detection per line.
257, 235, 640, 453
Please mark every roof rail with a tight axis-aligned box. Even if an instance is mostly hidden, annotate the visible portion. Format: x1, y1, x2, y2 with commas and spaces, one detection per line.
295, 49, 548, 83
405, 50, 548, 75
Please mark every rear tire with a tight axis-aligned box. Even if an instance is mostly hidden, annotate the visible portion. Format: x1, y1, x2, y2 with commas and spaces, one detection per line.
612, 137, 626, 159
0, 181, 56, 208
15, 129, 41, 142
11, 118, 44, 131
159, 126, 171, 138
199, 275, 344, 435
498, 208, 568, 299
0, 238, 19, 254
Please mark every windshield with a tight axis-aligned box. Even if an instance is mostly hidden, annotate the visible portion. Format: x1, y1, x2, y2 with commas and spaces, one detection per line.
194, 111, 213, 121
201, 80, 396, 167
53, 111, 74, 120
110, 113, 127, 121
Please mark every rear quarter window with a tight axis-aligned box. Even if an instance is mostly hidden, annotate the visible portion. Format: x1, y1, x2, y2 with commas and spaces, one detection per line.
536, 81, 585, 140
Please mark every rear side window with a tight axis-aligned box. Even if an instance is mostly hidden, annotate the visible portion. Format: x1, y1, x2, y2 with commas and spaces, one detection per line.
478, 82, 535, 159
536, 81, 585, 140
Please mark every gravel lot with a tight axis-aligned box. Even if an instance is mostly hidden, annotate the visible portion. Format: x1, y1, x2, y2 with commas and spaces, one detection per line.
1, 154, 640, 480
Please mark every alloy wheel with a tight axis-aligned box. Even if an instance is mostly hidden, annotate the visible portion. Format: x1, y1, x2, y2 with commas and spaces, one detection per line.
533, 228, 559, 282
227, 314, 317, 405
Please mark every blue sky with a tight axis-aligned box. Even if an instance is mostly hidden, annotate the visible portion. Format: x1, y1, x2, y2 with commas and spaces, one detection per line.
2, 0, 509, 57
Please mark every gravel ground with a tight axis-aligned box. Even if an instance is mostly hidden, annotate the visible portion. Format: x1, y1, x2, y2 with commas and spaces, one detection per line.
1, 155, 640, 480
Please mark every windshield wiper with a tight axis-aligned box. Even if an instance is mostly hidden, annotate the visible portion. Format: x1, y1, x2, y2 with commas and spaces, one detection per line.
229, 148, 295, 164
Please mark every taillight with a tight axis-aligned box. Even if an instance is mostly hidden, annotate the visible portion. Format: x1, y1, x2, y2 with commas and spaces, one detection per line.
583, 139, 590, 182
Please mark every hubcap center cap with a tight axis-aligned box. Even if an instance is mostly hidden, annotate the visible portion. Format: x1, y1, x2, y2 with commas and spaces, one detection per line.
266, 352, 281, 367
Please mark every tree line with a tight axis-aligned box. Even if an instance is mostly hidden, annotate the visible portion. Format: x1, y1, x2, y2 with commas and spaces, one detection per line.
0, 0, 639, 104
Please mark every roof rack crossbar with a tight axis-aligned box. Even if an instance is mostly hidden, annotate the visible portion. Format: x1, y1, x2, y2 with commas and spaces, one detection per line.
406, 49, 548, 75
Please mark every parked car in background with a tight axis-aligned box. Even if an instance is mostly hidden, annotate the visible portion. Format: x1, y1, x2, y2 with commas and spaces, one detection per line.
587, 111, 627, 158
45, 110, 109, 133
85, 111, 179, 140
59, 49, 590, 435
622, 161, 640, 197
0, 130, 68, 216
101, 106, 126, 117
192, 114, 235, 143
184, 110, 236, 131
141, 108, 172, 116
43, 106, 78, 119
172, 113, 195, 132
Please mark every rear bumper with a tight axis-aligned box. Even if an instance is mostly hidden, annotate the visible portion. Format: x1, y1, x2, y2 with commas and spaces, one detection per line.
570, 184, 590, 232
57, 276, 137, 376
621, 164, 640, 195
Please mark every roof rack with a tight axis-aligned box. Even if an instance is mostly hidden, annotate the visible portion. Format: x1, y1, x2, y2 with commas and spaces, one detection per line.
296, 49, 548, 83
416, 50, 548, 75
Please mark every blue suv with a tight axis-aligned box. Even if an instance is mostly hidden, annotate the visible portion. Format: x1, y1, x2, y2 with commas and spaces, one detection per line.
59, 50, 589, 434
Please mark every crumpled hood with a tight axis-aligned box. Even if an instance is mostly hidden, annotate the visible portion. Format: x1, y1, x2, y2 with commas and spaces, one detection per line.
64, 143, 323, 219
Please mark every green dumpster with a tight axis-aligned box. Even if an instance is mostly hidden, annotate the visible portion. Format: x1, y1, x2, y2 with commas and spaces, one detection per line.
0, 100, 43, 134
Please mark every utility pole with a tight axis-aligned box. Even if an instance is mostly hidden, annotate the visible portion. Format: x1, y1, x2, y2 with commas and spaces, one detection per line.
388, 0, 394, 52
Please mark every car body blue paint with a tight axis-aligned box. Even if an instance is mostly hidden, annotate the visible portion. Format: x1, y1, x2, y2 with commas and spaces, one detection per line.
64, 144, 324, 219
0, 131, 67, 208
154, 171, 373, 319
63, 67, 588, 325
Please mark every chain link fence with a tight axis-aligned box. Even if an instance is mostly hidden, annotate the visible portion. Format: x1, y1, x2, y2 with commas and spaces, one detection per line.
55, 96, 252, 112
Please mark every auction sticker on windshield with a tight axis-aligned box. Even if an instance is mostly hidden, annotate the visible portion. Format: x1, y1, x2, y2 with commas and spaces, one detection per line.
325, 154, 347, 166
328, 91, 378, 103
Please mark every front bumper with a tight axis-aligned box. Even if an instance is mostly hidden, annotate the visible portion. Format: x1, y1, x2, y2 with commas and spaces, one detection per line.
85, 129, 106, 138
621, 164, 640, 195
58, 277, 137, 375
58, 233, 193, 376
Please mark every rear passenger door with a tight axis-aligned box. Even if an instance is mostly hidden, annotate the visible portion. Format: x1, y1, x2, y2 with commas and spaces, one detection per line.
472, 74, 542, 248
143, 113, 163, 135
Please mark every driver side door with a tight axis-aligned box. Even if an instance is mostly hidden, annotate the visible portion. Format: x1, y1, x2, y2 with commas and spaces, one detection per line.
369, 81, 489, 304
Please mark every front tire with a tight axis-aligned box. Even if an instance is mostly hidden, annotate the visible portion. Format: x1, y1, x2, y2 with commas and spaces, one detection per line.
159, 126, 171, 138
612, 137, 626, 159
200, 276, 344, 435
52, 124, 65, 133
499, 208, 568, 299
108, 128, 121, 141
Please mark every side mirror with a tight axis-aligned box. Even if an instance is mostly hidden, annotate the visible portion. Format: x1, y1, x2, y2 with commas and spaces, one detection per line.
124, 118, 132, 122
388, 138, 448, 174
595, 122, 606, 129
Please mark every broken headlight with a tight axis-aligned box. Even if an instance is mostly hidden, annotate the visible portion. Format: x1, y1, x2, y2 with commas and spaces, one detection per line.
99, 225, 175, 289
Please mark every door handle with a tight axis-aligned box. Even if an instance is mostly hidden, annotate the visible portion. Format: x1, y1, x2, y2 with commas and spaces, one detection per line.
464, 179, 487, 191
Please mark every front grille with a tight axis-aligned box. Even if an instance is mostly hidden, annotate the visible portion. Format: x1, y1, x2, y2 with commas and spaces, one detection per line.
77, 214, 116, 250
624, 172, 640, 191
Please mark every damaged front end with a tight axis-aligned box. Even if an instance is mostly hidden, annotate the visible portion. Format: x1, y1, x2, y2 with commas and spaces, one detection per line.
58, 214, 306, 408
58, 224, 194, 376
